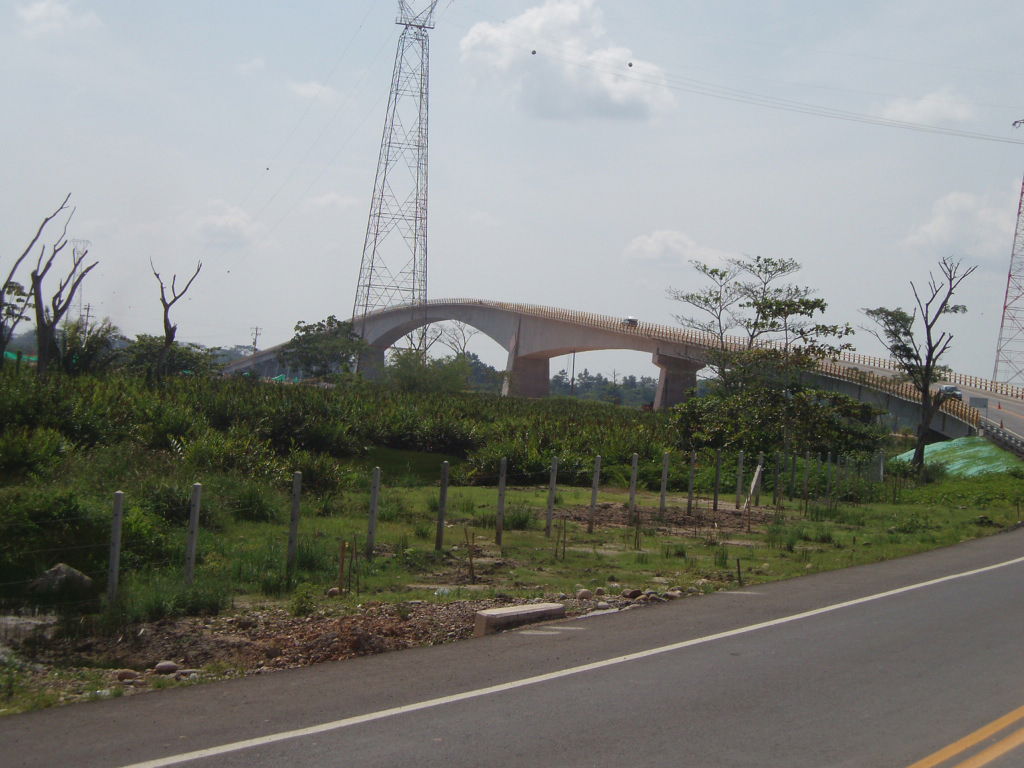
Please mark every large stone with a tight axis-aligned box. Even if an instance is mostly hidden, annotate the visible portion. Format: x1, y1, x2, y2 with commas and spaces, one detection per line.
154, 661, 180, 675
576, 589, 594, 600
620, 588, 643, 599
28, 563, 96, 603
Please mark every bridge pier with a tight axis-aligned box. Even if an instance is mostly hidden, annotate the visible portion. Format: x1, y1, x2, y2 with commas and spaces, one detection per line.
357, 346, 387, 381
502, 356, 550, 399
653, 353, 702, 410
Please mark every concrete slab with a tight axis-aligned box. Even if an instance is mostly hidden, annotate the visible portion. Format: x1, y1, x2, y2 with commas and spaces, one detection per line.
474, 603, 566, 637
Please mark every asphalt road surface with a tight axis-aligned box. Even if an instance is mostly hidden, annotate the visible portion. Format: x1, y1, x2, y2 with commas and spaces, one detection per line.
4, 530, 1024, 767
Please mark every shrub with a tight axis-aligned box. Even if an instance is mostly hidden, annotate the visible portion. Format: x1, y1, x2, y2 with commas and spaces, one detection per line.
229, 481, 280, 523
0, 427, 67, 476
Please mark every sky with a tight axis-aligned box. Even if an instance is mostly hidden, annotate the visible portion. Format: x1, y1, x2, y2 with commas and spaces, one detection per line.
2, 0, 1023, 381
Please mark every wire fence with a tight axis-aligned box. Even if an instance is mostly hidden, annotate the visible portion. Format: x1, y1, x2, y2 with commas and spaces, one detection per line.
2, 448, 893, 616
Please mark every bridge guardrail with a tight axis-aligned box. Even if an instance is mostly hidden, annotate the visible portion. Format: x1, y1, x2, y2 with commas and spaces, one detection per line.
978, 417, 1024, 459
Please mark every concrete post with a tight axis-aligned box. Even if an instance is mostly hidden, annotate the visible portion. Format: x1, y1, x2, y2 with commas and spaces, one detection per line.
686, 451, 696, 514
659, 452, 670, 514
435, 461, 449, 551
286, 471, 302, 583
628, 453, 639, 515
496, 457, 507, 546
589, 455, 602, 525
713, 450, 722, 511
107, 491, 124, 605
367, 467, 380, 558
185, 483, 202, 586
735, 451, 745, 510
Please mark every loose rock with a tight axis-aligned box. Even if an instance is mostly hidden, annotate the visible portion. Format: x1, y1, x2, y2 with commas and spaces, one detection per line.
576, 589, 594, 600
154, 660, 179, 675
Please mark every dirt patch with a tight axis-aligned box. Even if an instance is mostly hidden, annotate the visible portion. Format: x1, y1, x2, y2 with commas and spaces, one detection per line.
563, 501, 773, 536
3, 594, 644, 710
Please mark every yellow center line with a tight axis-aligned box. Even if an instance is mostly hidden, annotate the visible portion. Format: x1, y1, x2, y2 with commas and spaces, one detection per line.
951, 727, 1024, 768
907, 705, 1024, 768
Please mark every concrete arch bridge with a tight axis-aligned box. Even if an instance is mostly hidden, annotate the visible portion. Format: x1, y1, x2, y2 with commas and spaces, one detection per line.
227, 299, 1024, 441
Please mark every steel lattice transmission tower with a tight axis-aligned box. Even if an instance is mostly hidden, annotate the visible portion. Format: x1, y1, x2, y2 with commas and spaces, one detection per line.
352, 1, 438, 339
992, 175, 1024, 384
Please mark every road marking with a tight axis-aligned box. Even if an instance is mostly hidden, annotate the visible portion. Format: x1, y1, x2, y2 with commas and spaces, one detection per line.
120, 554, 1024, 768
515, 630, 562, 635
907, 704, 1024, 768
952, 727, 1024, 768
723, 591, 763, 595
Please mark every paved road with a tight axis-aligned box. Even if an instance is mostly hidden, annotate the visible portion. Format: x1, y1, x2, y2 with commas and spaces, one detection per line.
4, 531, 1024, 767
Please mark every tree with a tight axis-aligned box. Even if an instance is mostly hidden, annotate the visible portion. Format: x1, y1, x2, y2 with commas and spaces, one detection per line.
120, 334, 219, 378
277, 315, 365, 378
29, 196, 98, 377
151, 260, 202, 382
2, 196, 77, 367
58, 318, 124, 376
437, 320, 480, 356
863, 256, 977, 469
384, 348, 471, 393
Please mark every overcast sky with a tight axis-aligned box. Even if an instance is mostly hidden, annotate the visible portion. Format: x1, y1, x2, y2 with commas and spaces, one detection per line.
3, 0, 1023, 379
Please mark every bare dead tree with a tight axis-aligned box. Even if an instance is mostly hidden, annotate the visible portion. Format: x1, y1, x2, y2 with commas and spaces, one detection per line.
29, 196, 98, 377
2, 194, 74, 368
437, 320, 479, 356
151, 260, 202, 381
863, 257, 977, 468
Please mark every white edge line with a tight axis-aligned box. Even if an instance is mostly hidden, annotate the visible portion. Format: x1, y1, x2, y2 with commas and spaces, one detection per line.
120, 555, 1024, 768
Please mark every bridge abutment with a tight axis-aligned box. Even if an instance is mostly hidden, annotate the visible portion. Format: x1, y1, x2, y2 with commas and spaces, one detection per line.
357, 347, 387, 381
653, 353, 702, 410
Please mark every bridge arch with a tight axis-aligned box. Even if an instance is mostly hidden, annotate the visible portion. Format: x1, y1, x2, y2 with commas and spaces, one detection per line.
355, 299, 708, 408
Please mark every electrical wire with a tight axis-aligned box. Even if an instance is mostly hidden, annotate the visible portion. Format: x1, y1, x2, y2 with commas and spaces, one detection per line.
534, 47, 1024, 146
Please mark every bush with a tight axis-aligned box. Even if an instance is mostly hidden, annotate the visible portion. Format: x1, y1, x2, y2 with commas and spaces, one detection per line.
0, 426, 67, 476
229, 481, 280, 523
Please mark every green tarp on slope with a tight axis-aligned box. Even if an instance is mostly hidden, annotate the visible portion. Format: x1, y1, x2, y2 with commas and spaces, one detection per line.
896, 436, 1024, 477
3, 350, 37, 361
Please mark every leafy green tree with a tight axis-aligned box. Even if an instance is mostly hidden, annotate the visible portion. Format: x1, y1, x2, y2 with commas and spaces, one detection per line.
58, 318, 125, 376
384, 349, 471, 393
120, 334, 220, 378
863, 256, 977, 468
277, 315, 365, 379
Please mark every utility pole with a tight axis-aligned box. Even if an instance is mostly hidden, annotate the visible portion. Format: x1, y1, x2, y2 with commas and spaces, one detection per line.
250, 326, 262, 355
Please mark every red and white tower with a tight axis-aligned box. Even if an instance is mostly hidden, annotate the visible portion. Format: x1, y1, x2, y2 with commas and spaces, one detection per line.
992, 176, 1024, 384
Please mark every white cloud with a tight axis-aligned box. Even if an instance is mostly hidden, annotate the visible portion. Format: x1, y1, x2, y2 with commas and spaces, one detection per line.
16, 0, 100, 38
236, 57, 266, 76
460, 0, 673, 120
288, 80, 339, 105
624, 230, 735, 267
879, 89, 974, 124
306, 192, 359, 210
905, 191, 1014, 265
194, 202, 259, 250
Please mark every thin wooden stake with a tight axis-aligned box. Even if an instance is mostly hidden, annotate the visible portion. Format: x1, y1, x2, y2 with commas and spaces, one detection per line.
713, 449, 722, 511
337, 540, 348, 591
546, 456, 558, 538
589, 455, 601, 534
